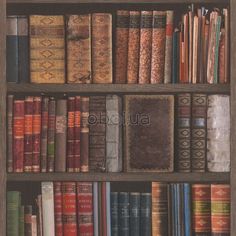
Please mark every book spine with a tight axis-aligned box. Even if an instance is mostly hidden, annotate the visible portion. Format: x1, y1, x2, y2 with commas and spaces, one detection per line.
130, 192, 141, 236
93, 182, 99, 236
119, 192, 130, 236
47, 97, 56, 172
177, 93, 191, 172
150, 11, 166, 84
102, 182, 107, 236
183, 183, 191, 236
6, 16, 18, 83
24, 205, 32, 236
223, 9, 229, 83
24, 96, 33, 172
111, 192, 119, 236
138, 11, 153, 84
19, 206, 24, 236
67, 14, 91, 84
13, 100, 25, 172
7, 95, 14, 172
191, 94, 207, 172
192, 16, 199, 84
36, 195, 43, 236
41, 97, 49, 172
219, 29, 226, 84
54, 182, 63, 236
31, 215, 37, 236
62, 182, 77, 236
172, 29, 179, 83
77, 182, 94, 235
32, 96, 42, 172
81, 97, 89, 172
127, 11, 140, 84
18, 15, 29, 83
106, 182, 111, 236
140, 193, 151, 236
115, 10, 129, 83
55, 99, 67, 172
92, 13, 112, 84
29, 15, 65, 83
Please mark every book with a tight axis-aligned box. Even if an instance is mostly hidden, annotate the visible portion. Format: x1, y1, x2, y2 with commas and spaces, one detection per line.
140, 193, 151, 236
93, 182, 99, 236
119, 192, 130, 236
19, 206, 24, 236
35, 195, 43, 236
172, 29, 180, 83
124, 95, 174, 172
29, 15, 65, 83
183, 183, 191, 236
130, 193, 140, 236
111, 192, 119, 236
106, 182, 111, 236
24, 205, 32, 236
31, 215, 37, 236
101, 182, 108, 236
54, 182, 63, 236
223, 8, 229, 83
67, 14, 91, 84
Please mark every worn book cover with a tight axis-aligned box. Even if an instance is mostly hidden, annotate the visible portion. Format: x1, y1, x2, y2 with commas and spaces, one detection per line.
124, 95, 174, 172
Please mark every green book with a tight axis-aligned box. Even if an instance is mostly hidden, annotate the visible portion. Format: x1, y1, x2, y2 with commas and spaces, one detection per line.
19, 206, 24, 236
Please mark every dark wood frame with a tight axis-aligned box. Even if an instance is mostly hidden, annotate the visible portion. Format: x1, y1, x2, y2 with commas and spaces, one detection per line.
0, 0, 234, 235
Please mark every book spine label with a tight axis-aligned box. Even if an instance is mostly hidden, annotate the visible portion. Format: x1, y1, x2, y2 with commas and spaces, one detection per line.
67, 14, 91, 84
19, 206, 25, 236
13, 100, 25, 172
24, 205, 32, 236
92, 13, 112, 83
115, 10, 129, 84
150, 11, 166, 84
54, 182, 63, 236
140, 193, 151, 236
119, 192, 130, 236
111, 192, 119, 236
130, 193, 141, 236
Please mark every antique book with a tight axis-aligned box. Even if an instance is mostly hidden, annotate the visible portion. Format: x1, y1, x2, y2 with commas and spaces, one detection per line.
130, 193, 140, 236
13, 99, 24, 172
93, 182, 99, 236
191, 94, 207, 172
24, 96, 33, 172
62, 182, 77, 235
31, 215, 37, 236
55, 99, 67, 172
219, 29, 226, 84
54, 182, 63, 236
29, 15, 65, 83
138, 11, 153, 84
119, 192, 130, 236
77, 182, 94, 235
106, 182, 111, 236
177, 93, 191, 172
211, 184, 230, 236
203, 22, 209, 83
124, 95, 174, 172
223, 9, 229, 83
172, 29, 180, 83
111, 192, 119, 236
183, 183, 191, 236
24, 205, 32, 236
6, 16, 18, 83
183, 13, 189, 83
207, 95, 230, 172
164, 11, 174, 83
192, 16, 199, 84
67, 14, 91, 83
42, 182, 55, 236
92, 13, 112, 84
19, 206, 24, 236
101, 182, 108, 236
32, 96, 41, 172
106, 95, 122, 172
152, 182, 168, 235
127, 11, 140, 84
140, 193, 151, 236
89, 96, 106, 172
114, 10, 129, 84
192, 184, 211, 236
150, 11, 166, 84
18, 15, 29, 83
35, 195, 43, 236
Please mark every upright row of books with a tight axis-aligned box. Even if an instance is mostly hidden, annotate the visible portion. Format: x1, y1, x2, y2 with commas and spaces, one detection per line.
7, 182, 230, 236
7, 7, 229, 84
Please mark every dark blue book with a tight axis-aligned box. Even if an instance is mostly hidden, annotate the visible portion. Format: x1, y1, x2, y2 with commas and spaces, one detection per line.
140, 193, 151, 236
111, 192, 119, 236
130, 192, 140, 236
183, 183, 191, 236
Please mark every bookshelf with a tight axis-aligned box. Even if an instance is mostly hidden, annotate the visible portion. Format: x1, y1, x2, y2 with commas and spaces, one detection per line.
0, 0, 235, 235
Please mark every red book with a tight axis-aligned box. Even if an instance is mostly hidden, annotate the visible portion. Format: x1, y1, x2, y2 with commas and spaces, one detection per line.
13, 100, 25, 172
24, 96, 33, 172
32, 97, 42, 172
77, 182, 93, 235
54, 182, 63, 236
62, 182, 77, 236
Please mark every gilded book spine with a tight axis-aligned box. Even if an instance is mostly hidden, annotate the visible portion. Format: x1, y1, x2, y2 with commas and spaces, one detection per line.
67, 15, 91, 84
54, 182, 63, 236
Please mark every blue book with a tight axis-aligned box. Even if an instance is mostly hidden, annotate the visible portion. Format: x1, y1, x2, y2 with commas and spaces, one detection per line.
130, 192, 140, 236
184, 183, 191, 236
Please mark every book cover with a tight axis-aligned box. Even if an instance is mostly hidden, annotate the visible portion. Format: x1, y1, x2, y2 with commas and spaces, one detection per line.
130, 193, 140, 236
24, 205, 32, 236
54, 182, 63, 236
119, 192, 130, 236
111, 192, 119, 236
140, 193, 151, 236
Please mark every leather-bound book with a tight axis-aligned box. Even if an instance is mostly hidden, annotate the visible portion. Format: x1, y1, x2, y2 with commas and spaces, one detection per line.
81, 97, 89, 172
130, 193, 140, 236
67, 15, 91, 84
31, 215, 37, 236
47, 97, 56, 172
138, 11, 153, 84
92, 13, 112, 84
192, 184, 211, 236
119, 192, 130, 236
140, 193, 151, 236
32, 96, 41, 172
55, 99, 67, 172
41, 97, 49, 172
211, 184, 230, 236
177, 93, 191, 172
172, 29, 180, 83
54, 182, 63, 236
89, 96, 106, 172
207, 95, 230, 172
6, 16, 18, 83
18, 16, 29, 83
101, 182, 107, 236
13, 99, 24, 172
191, 94, 207, 172
93, 182, 99, 236
106, 182, 111, 236
150, 11, 166, 84
111, 192, 119, 236
25, 205, 32, 236
62, 182, 77, 235
24, 96, 33, 172
114, 10, 129, 84
219, 29, 226, 84
77, 182, 94, 235
127, 11, 140, 84
29, 15, 65, 83
152, 182, 168, 235
124, 95, 174, 172
7, 95, 14, 172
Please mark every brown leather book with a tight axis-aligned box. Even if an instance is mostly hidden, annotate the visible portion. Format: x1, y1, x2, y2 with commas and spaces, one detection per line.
67, 15, 91, 84
124, 95, 174, 172
29, 15, 65, 83
92, 13, 112, 84
115, 10, 129, 84
219, 29, 226, 84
